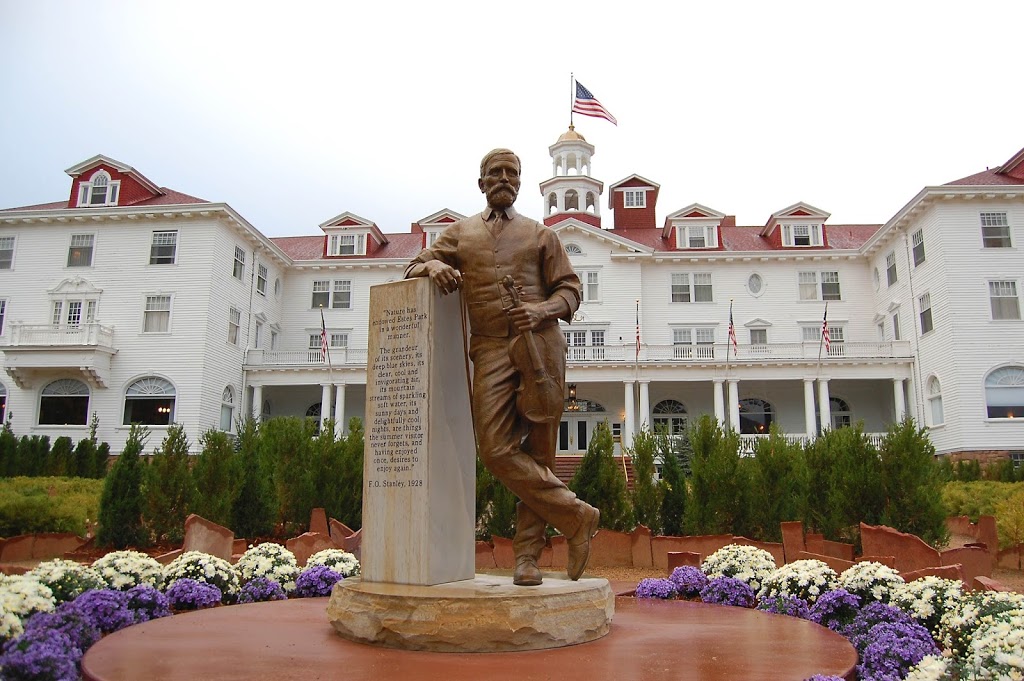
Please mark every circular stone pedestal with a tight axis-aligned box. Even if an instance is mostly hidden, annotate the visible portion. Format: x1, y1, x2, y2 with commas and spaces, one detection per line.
327, 574, 614, 652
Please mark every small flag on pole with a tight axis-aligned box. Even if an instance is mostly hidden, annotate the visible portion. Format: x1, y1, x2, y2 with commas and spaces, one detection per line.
320, 308, 331, 365
821, 303, 830, 354
635, 300, 641, 360
573, 81, 618, 126
728, 301, 738, 357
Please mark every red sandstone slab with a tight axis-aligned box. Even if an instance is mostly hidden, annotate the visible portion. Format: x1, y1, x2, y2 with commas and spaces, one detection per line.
651, 535, 732, 571
491, 536, 515, 570
821, 540, 854, 562
475, 542, 496, 570
154, 549, 182, 565
309, 508, 329, 536
631, 525, 653, 568
998, 545, 1023, 570
81, 597, 857, 681
860, 523, 940, 573
859, 555, 897, 568
903, 565, 965, 585
805, 533, 825, 556
343, 528, 362, 558
0, 536, 34, 563
286, 533, 335, 567
590, 530, 633, 568
550, 535, 568, 568
329, 518, 355, 544
667, 551, 701, 573
974, 576, 1012, 592
941, 546, 992, 584
182, 514, 234, 562
31, 533, 86, 559
780, 521, 806, 564
798, 551, 853, 574
537, 545, 553, 569
732, 537, 784, 566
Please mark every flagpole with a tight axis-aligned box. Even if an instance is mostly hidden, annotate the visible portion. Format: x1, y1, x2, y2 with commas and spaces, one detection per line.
725, 299, 733, 376
569, 73, 575, 128
321, 307, 333, 384
816, 301, 828, 377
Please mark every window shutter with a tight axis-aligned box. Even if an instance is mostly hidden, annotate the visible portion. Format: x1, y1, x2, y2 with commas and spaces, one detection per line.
782, 225, 791, 246
811, 224, 821, 245
109, 182, 119, 205
78, 184, 89, 206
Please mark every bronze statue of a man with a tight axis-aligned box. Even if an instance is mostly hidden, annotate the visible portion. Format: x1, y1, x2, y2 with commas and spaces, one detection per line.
406, 148, 600, 586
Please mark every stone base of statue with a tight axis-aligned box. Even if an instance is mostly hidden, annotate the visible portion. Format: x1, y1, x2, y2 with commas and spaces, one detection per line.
327, 574, 614, 652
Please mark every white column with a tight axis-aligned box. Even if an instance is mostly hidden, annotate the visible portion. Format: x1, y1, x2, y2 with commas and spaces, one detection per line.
638, 381, 651, 432
251, 384, 264, 421
623, 381, 635, 449
333, 382, 346, 437
713, 379, 725, 427
905, 376, 918, 424
804, 379, 817, 440
727, 379, 740, 432
818, 378, 831, 434
320, 383, 333, 433
893, 378, 907, 422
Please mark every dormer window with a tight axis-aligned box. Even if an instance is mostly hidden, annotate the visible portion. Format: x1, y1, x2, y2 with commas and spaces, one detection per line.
676, 224, 718, 249
623, 190, 646, 208
782, 223, 822, 247
77, 170, 121, 207
328, 233, 365, 256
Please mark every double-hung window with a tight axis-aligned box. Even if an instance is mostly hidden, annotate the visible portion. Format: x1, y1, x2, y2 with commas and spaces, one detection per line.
228, 307, 241, 345
150, 231, 178, 265
989, 280, 1021, 320
0, 299, 6, 335
329, 233, 365, 256
681, 225, 717, 248
821, 271, 841, 300
143, 295, 171, 333
580, 271, 600, 302
68, 234, 94, 267
798, 271, 839, 300
981, 212, 1011, 248
233, 247, 246, 280
332, 280, 352, 309
671, 273, 712, 302
782, 223, 822, 247
886, 252, 898, 286
798, 272, 818, 300
77, 171, 121, 207
0, 236, 15, 269
912, 230, 926, 266
623, 190, 646, 208
311, 280, 330, 309
257, 264, 268, 296
918, 293, 934, 334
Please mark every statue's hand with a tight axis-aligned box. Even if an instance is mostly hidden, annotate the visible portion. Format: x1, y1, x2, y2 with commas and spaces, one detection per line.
508, 301, 545, 332
424, 261, 462, 295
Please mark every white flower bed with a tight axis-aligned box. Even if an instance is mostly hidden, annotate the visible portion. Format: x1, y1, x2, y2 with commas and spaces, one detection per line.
837, 561, 905, 604
890, 576, 964, 637
965, 607, 1024, 679
0, 575, 55, 639
903, 655, 953, 681
162, 551, 239, 600
236, 543, 301, 593
701, 544, 777, 591
92, 550, 164, 590
757, 559, 837, 604
306, 549, 360, 577
27, 558, 105, 605
938, 590, 1024, 659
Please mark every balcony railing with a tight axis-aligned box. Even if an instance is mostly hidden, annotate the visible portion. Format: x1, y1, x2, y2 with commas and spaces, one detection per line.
738, 431, 887, 456
246, 348, 369, 367
2, 323, 115, 348
569, 341, 913, 363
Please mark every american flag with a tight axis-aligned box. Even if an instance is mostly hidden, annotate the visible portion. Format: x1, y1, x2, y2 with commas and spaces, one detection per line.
821, 304, 830, 354
572, 81, 618, 126
320, 307, 331, 365
728, 301, 738, 357
635, 300, 641, 360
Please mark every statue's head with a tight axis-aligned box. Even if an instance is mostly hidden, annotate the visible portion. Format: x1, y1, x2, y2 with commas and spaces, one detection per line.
478, 148, 521, 210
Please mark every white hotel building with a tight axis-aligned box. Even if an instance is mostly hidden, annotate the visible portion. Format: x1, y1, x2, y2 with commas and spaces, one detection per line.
1, 134, 1022, 463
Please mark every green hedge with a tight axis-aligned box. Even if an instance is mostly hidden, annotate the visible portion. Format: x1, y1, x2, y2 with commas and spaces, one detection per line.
0, 477, 103, 537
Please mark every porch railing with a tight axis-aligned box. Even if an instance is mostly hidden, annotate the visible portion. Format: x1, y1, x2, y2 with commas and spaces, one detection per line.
1, 323, 115, 348
738, 431, 887, 456
246, 348, 369, 366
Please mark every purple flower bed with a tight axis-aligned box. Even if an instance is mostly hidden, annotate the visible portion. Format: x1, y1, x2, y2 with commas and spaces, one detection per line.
0, 628, 80, 681
668, 566, 708, 598
857, 621, 939, 681
294, 566, 345, 598
165, 578, 223, 611
238, 577, 288, 603
842, 601, 917, 652
756, 594, 811, 619
699, 577, 755, 608
808, 588, 862, 632
634, 577, 678, 600
73, 588, 135, 634
22, 602, 101, 655
125, 584, 172, 623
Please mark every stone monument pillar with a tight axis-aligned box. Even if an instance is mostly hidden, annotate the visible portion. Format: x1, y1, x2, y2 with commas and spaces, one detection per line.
361, 277, 476, 585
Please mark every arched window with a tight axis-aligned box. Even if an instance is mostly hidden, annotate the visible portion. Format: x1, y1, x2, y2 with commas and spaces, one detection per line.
566, 153, 578, 175
0, 382, 6, 424
586, 192, 596, 212
985, 366, 1024, 419
220, 386, 234, 432
40, 379, 90, 425
306, 403, 321, 419
830, 397, 852, 429
928, 377, 944, 426
565, 189, 579, 211
564, 243, 583, 255
77, 170, 120, 207
547, 192, 557, 215
123, 376, 175, 426
738, 398, 773, 434
653, 399, 687, 435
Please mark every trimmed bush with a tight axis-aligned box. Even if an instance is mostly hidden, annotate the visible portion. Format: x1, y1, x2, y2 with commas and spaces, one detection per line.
569, 420, 633, 532
97, 424, 149, 548
0, 477, 102, 536
143, 423, 197, 544
192, 429, 237, 528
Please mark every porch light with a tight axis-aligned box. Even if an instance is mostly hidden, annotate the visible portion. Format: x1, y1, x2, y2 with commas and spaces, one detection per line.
566, 384, 579, 411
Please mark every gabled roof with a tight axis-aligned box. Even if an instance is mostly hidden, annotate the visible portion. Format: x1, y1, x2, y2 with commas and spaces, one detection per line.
608, 173, 660, 209
271, 232, 424, 261
600, 222, 879, 255
552, 220, 653, 254
415, 208, 466, 225
944, 145, 1024, 185
0, 188, 209, 213
65, 154, 163, 195
663, 203, 726, 238
761, 201, 831, 236
318, 211, 388, 246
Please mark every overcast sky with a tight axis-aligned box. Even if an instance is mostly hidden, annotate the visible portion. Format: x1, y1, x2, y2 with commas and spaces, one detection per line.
2, 1, 1021, 238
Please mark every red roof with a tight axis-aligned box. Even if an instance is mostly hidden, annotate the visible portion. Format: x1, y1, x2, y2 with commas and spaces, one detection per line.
944, 169, 1023, 186
272, 232, 426, 261
606, 224, 880, 253
0, 187, 209, 212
